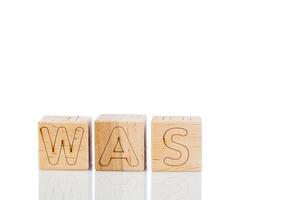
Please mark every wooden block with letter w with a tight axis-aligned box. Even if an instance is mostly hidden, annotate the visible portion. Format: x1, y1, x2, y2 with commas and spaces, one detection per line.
152, 116, 202, 171
95, 114, 146, 171
38, 116, 91, 170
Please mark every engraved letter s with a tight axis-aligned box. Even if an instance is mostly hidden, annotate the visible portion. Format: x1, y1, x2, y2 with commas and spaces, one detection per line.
163, 127, 190, 166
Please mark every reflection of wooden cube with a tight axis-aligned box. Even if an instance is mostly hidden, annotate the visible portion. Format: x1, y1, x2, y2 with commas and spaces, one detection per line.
152, 116, 202, 171
38, 116, 91, 170
39, 171, 92, 200
95, 172, 146, 200
152, 172, 201, 200
95, 114, 146, 171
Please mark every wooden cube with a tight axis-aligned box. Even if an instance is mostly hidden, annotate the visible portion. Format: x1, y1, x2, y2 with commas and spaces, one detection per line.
95, 114, 146, 171
152, 116, 202, 171
38, 116, 91, 170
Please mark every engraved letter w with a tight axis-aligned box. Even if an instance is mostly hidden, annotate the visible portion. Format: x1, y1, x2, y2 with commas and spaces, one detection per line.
40, 127, 84, 165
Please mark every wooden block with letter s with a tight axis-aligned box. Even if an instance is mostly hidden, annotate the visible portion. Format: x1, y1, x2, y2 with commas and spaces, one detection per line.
38, 116, 91, 170
95, 114, 146, 171
152, 116, 202, 171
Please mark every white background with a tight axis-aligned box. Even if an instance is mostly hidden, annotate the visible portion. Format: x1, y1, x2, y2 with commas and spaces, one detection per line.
0, 0, 300, 199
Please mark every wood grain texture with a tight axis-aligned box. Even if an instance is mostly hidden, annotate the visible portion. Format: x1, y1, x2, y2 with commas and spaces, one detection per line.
95, 114, 146, 171
38, 116, 91, 170
152, 116, 202, 171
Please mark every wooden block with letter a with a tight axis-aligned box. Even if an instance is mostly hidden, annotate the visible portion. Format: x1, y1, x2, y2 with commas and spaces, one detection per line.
152, 116, 202, 171
95, 114, 146, 171
38, 116, 91, 170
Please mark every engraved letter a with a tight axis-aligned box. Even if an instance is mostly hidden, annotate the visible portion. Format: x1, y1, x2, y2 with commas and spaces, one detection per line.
99, 126, 139, 167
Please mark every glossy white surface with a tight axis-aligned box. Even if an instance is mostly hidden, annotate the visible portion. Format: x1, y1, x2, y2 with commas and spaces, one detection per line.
39, 171, 201, 200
